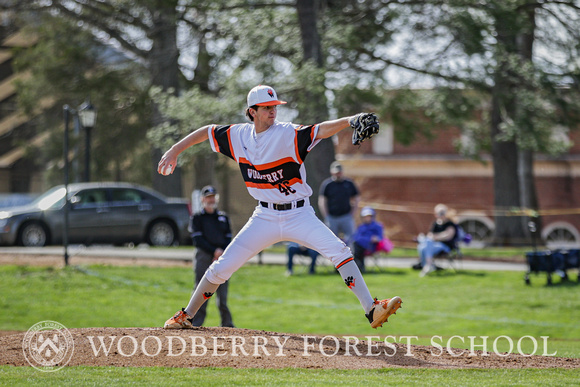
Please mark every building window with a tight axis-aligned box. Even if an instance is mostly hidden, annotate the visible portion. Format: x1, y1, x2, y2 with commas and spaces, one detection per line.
542, 221, 580, 249
457, 214, 495, 248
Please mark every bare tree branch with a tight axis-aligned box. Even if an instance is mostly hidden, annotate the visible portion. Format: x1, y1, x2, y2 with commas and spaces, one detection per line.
542, 0, 580, 11
50, 2, 147, 59
356, 45, 491, 90
187, 1, 297, 12
74, 0, 152, 31
538, 4, 580, 39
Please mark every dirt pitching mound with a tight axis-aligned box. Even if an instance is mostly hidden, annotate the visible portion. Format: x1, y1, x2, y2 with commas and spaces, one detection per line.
1, 327, 578, 370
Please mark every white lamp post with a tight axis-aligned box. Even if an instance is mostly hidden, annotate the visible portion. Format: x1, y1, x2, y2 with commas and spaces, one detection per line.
78, 100, 97, 182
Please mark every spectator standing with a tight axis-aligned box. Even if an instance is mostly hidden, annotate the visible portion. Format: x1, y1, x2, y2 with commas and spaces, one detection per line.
189, 185, 234, 327
318, 161, 360, 243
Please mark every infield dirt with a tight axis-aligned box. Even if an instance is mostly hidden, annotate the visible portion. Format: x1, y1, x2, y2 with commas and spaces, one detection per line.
1, 252, 577, 370
1, 327, 579, 369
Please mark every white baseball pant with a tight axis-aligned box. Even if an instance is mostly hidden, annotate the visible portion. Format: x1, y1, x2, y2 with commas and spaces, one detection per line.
205, 202, 352, 285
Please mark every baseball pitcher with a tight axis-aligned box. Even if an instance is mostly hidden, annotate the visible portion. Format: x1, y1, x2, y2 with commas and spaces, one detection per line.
158, 85, 401, 330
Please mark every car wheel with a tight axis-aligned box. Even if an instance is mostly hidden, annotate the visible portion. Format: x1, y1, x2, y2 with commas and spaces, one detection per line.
147, 220, 176, 246
19, 222, 48, 247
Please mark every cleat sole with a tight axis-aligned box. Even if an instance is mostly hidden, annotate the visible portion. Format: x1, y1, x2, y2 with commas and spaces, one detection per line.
370, 296, 402, 329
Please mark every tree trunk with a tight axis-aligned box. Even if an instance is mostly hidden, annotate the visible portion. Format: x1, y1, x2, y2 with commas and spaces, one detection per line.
516, 4, 541, 244
296, 0, 334, 215
193, 36, 212, 93
149, 5, 183, 197
490, 9, 527, 245
490, 101, 524, 245
296, 0, 323, 67
517, 148, 540, 240
490, 58, 527, 245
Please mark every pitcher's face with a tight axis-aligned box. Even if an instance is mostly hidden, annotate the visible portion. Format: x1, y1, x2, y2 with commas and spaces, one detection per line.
253, 105, 277, 128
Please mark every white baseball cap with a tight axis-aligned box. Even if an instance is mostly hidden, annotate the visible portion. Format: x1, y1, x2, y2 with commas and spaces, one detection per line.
361, 207, 375, 217
247, 85, 287, 107
330, 161, 342, 174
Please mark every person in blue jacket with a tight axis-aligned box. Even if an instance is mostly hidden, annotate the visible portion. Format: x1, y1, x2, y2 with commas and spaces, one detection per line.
352, 207, 384, 273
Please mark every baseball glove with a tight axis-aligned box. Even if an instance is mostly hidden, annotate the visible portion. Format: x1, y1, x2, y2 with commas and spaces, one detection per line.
349, 113, 380, 146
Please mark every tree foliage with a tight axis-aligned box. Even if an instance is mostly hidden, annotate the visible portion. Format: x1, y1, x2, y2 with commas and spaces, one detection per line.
13, 13, 151, 186
7, 0, 580, 243
327, 0, 580, 244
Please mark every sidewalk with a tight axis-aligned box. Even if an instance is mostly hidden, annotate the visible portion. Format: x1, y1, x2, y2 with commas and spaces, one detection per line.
251, 251, 527, 272
0, 246, 528, 272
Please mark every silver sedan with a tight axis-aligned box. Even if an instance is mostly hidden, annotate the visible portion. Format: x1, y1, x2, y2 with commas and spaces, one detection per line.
0, 182, 191, 247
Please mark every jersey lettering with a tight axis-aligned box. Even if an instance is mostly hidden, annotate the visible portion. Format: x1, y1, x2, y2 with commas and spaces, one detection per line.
277, 181, 296, 196
209, 122, 320, 201
240, 161, 302, 189
247, 168, 284, 183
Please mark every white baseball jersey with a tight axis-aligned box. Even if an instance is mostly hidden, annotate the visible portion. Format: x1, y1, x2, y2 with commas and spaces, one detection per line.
207, 121, 321, 203
203, 120, 354, 286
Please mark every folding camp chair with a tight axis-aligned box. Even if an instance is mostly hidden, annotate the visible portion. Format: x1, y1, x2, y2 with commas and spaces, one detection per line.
362, 238, 393, 272
434, 226, 472, 271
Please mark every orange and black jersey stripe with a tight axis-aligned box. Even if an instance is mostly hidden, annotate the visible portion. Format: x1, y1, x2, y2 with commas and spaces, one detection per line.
209, 123, 319, 196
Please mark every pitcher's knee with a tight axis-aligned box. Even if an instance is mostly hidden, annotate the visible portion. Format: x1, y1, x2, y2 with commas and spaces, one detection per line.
206, 263, 230, 285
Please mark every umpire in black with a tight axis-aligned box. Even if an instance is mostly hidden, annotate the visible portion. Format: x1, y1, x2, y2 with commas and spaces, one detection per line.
189, 185, 234, 327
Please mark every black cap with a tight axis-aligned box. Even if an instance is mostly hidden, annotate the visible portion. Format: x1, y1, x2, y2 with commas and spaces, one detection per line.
201, 185, 217, 197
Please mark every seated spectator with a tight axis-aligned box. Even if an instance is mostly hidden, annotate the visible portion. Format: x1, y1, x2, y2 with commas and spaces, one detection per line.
286, 242, 319, 276
352, 207, 392, 273
417, 204, 458, 277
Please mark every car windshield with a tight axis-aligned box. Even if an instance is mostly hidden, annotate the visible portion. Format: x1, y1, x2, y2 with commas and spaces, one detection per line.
31, 187, 67, 210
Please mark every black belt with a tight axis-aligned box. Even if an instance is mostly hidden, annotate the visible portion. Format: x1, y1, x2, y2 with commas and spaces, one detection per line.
260, 199, 305, 211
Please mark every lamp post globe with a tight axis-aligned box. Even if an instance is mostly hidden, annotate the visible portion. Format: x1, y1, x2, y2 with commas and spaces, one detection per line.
78, 100, 97, 182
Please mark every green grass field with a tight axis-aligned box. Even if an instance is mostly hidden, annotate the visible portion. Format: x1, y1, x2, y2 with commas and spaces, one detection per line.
1, 367, 579, 386
0, 261, 579, 385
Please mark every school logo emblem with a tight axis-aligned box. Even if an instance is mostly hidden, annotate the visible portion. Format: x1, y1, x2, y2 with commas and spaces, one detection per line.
267, 89, 274, 98
22, 320, 74, 372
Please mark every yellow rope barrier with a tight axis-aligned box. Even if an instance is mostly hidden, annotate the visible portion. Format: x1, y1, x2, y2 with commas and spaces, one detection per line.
359, 201, 580, 218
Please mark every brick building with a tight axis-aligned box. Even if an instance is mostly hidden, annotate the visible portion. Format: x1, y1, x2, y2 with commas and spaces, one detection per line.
333, 123, 580, 248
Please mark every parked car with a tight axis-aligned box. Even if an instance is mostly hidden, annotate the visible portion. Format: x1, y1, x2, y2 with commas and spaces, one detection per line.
0, 182, 192, 247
